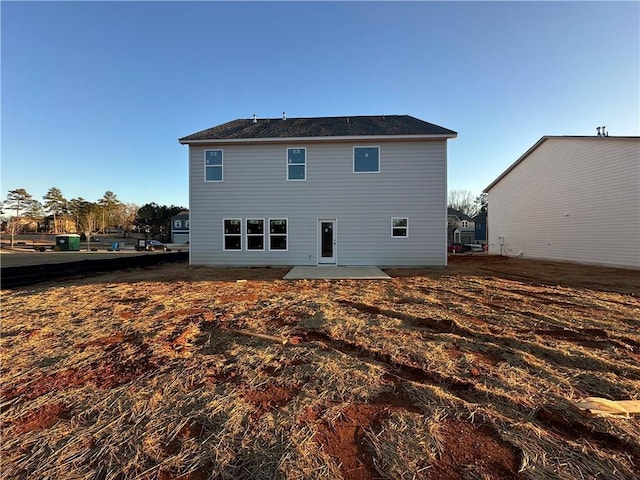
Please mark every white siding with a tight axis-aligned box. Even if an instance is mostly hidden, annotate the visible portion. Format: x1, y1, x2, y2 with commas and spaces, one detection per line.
188, 140, 448, 266
487, 137, 640, 269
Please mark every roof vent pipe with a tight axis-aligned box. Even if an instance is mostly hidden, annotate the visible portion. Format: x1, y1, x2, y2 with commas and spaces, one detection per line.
282, 112, 287, 120
597, 126, 601, 136
603, 126, 608, 137
252, 114, 257, 124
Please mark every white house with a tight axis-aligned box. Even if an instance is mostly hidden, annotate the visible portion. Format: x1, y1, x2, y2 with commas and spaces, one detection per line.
179, 115, 457, 267
484, 135, 640, 269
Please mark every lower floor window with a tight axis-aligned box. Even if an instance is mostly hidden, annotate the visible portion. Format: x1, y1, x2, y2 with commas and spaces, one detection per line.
269, 219, 287, 250
392, 217, 408, 237
246, 219, 265, 250
223, 219, 241, 250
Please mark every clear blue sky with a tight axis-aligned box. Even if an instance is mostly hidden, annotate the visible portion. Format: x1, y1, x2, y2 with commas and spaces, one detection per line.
2, 1, 639, 210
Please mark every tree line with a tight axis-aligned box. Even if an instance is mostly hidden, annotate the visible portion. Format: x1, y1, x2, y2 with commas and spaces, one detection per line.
1, 187, 186, 242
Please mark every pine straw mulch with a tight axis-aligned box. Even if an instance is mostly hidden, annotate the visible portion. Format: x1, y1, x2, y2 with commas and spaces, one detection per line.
1, 255, 639, 480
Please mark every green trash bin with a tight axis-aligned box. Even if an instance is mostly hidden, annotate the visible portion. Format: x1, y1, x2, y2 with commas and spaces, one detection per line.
56, 234, 81, 251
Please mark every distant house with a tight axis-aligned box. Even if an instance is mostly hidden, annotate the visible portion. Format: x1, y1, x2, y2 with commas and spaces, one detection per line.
472, 211, 487, 244
447, 208, 475, 244
484, 135, 640, 269
179, 115, 457, 266
171, 210, 189, 244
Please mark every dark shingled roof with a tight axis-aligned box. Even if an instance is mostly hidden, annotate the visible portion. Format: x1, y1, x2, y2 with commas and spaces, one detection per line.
179, 115, 456, 143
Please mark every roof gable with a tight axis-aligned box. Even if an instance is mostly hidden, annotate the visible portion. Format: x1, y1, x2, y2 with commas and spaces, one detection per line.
447, 208, 471, 220
179, 115, 456, 143
484, 135, 640, 192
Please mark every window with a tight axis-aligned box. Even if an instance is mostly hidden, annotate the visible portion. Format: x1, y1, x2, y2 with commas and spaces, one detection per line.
223, 219, 241, 250
392, 217, 408, 237
185, 220, 190, 228
174, 220, 182, 228
461, 220, 468, 228
205, 150, 223, 182
287, 148, 306, 181
354, 146, 380, 173
269, 219, 288, 250
246, 219, 265, 250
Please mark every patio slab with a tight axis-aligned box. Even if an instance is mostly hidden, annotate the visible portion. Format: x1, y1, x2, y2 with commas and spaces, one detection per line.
283, 266, 390, 280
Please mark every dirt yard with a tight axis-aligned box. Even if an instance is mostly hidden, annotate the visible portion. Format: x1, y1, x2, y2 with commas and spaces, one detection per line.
1, 256, 639, 479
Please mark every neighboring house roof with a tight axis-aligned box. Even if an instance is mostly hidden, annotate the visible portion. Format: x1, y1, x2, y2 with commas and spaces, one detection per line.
447, 208, 471, 221
179, 115, 457, 143
472, 212, 487, 223
173, 210, 189, 216
484, 135, 640, 193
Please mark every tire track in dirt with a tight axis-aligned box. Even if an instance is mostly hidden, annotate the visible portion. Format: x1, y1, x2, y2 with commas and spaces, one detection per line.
297, 330, 484, 405
1, 332, 166, 402
296, 328, 640, 462
338, 300, 640, 383
535, 406, 640, 462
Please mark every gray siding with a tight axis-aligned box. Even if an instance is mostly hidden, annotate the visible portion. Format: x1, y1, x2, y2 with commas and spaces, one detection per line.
188, 140, 448, 266
487, 137, 640, 269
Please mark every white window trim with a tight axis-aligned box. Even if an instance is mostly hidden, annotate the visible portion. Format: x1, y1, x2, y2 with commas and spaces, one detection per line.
353, 146, 380, 174
204, 149, 224, 182
246, 218, 265, 251
268, 218, 288, 251
286, 147, 307, 182
391, 217, 409, 238
223, 218, 242, 251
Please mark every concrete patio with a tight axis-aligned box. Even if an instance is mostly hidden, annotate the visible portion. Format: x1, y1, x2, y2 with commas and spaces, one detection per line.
283, 266, 390, 280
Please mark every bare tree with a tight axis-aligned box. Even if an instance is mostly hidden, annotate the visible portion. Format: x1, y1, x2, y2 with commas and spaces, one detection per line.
115, 203, 138, 238
448, 189, 478, 217
5, 217, 23, 248
77, 202, 99, 251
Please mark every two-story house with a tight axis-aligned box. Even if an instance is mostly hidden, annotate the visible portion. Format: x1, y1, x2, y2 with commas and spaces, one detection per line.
447, 208, 475, 244
179, 115, 457, 267
484, 134, 639, 268
171, 210, 189, 244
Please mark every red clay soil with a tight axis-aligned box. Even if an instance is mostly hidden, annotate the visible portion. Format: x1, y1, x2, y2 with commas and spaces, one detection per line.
12, 402, 71, 434
158, 463, 213, 480
241, 383, 301, 418
161, 417, 209, 456
303, 402, 390, 480
429, 419, 522, 480
301, 391, 521, 480
1, 334, 163, 401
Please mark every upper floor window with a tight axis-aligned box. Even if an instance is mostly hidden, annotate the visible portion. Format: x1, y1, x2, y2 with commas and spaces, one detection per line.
392, 217, 408, 237
287, 148, 306, 181
174, 220, 182, 228
461, 220, 468, 228
185, 220, 190, 228
205, 150, 223, 182
354, 146, 380, 173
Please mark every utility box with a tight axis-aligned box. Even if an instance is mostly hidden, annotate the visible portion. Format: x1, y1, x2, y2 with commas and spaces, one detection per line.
56, 234, 81, 251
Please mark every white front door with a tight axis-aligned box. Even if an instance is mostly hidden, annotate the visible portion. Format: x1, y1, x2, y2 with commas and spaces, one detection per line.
318, 219, 336, 265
